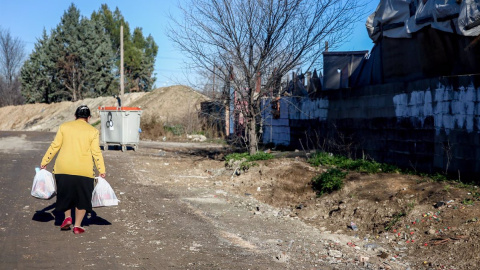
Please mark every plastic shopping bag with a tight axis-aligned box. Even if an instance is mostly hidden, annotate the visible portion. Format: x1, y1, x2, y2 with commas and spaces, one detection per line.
31, 169, 56, 199
91, 177, 119, 207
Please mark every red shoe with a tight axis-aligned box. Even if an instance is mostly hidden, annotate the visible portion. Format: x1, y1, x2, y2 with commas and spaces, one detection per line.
73, 226, 85, 234
60, 217, 72, 230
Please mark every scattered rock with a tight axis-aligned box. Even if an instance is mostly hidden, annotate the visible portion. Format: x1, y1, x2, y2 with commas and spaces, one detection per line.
359, 256, 369, 263
328, 250, 342, 258
275, 252, 289, 263
378, 251, 389, 259
187, 134, 207, 142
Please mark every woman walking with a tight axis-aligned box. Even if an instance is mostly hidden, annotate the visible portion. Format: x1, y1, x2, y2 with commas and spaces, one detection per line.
40, 105, 106, 234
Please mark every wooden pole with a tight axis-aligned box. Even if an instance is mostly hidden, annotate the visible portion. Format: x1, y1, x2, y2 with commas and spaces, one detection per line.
120, 25, 124, 107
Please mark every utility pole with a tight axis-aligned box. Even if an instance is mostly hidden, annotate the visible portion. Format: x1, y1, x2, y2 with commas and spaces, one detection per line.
120, 25, 124, 106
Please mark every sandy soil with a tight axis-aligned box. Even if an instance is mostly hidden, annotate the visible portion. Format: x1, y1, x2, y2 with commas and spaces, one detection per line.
125, 143, 480, 270
227, 157, 480, 269
0, 85, 208, 132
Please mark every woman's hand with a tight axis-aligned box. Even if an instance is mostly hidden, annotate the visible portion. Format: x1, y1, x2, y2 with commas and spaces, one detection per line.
100, 173, 106, 178
40, 164, 47, 169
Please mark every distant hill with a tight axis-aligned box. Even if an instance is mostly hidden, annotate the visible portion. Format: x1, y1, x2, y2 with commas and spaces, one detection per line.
0, 85, 209, 132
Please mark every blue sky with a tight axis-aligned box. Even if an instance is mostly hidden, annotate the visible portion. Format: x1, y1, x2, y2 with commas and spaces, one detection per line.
0, 0, 378, 88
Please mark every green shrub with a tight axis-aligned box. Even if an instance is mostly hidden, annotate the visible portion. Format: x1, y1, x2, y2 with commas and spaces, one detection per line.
225, 152, 249, 164
308, 152, 344, 167
308, 152, 401, 174
431, 172, 448, 182
248, 152, 275, 161
312, 168, 347, 196
225, 152, 274, 171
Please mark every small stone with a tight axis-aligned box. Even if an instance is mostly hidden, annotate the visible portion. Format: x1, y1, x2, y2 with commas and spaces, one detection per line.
359, 256, 369, 263
378, 251, 389, 259
275, 252, 289, 262
328, 250, 342, 258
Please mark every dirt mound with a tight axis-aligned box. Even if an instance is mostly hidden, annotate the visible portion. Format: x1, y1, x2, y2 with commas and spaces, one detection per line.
0, 85, 208, 132
130, 85, 208, 123
226, 157, 480, 269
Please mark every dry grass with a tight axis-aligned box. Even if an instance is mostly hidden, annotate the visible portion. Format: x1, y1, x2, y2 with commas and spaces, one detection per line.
140, 114, 167, 141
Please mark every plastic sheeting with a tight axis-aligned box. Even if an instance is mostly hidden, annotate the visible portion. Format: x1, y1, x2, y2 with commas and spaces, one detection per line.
458, 0, 480, 36
350, 27, 480, 88
367, 0, 480, 42
366, 0, 412, 42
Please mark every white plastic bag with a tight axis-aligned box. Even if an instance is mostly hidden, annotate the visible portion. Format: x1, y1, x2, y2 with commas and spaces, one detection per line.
91, 177, 119, 207
31, 169, 56, 199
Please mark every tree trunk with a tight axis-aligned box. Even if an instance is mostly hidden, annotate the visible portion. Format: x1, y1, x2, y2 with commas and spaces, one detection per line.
248, 115, 257, 155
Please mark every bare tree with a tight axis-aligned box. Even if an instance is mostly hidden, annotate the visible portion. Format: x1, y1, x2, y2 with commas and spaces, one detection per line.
169, 0, 364, 154
0, 27, 25, 106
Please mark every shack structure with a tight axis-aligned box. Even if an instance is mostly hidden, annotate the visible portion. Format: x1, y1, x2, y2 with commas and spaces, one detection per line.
262, 0, 480, 178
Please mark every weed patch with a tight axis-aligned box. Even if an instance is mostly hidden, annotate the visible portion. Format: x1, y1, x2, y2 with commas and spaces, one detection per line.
140, 114, 166, 140
462, 198, 475, 205
164, 124, 184, 136
385, 212, 406, 231
226, 152, 274, 171
307, 152, 401, 174
311, 168, 346, 196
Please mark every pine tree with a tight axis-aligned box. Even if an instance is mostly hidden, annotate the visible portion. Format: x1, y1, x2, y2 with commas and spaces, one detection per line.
21, 3, 156, 103
77, 16, 115, 98
91, 4, 158, 93
21, 4, 115, 103
21, 29, 60, 103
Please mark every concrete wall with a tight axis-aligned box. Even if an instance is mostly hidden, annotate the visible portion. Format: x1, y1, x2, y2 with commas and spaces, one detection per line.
261, 75, 480, 178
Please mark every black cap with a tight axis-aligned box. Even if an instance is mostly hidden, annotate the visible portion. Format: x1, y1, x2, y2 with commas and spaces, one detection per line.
75, 105, 91, 118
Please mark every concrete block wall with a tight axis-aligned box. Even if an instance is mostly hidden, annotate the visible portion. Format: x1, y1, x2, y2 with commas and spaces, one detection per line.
261, 99, 290, 146
262, 75, 480, 179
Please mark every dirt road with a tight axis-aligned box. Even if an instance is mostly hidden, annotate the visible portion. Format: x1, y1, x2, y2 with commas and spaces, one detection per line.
0, 131, 350, 270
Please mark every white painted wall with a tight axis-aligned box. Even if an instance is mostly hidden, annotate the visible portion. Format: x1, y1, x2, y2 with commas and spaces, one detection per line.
262, 97, 329, 145
393, 83, 478, 135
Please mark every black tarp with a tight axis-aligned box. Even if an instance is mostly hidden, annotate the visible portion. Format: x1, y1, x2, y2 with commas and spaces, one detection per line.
350, 27, 480, 88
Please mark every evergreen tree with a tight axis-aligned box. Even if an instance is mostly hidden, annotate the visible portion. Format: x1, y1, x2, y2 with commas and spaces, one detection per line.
52, 4, 114, 101
21, 3, 155, 103
91, 4, 158, 93
21, 4, 115, 103
21, 29, 60, 103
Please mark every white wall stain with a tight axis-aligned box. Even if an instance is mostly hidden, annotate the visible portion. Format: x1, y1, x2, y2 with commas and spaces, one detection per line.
288, 98, 329, 120
393, 83, 478, 135
265, 83, 480, 146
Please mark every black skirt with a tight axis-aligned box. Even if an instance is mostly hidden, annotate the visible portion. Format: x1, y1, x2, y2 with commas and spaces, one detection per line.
55, 174, 94, 213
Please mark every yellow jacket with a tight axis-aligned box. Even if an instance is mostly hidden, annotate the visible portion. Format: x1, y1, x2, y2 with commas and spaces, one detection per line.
41, 119, 106, 178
